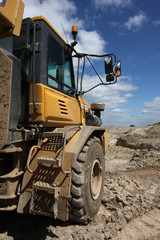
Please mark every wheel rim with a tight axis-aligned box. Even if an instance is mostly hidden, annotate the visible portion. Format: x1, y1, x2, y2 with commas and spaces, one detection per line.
90, 157, 102, 200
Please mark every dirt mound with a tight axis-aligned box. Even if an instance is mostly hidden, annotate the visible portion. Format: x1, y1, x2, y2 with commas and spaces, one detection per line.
117, 125, 160, 151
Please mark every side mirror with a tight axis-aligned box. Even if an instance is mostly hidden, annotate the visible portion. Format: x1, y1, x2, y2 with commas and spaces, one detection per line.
104, 56, 113, 74
106, 74, 114, 82
113, 61, 121, 77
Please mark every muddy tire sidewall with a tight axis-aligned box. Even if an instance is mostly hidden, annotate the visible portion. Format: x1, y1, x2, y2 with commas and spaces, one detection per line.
84, 140, 104, 219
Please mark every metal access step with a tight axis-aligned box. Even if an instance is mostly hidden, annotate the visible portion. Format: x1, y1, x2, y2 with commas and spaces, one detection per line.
37, 156, 61, 167
32, 181, 59, 193
30, 181, 59, 218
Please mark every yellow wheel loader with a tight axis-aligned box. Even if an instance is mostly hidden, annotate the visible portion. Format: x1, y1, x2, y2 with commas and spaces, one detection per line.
0, 0, 121, 223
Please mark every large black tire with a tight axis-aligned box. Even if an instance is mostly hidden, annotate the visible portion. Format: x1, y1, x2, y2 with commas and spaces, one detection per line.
69, 136, 105, 223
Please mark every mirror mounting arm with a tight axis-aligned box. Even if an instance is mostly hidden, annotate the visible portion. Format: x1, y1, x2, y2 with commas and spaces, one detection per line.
79, 77, 117, 95
72, 51, 120, 95
86, 56, 103, 84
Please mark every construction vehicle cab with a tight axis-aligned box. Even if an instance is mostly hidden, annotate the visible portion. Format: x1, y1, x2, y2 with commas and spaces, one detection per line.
0, 6, 121, 223
14, 16, 82, 127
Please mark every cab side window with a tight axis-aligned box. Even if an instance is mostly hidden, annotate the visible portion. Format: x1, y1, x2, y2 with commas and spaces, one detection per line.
48, 36, 75, 95
48, 36, 63, 89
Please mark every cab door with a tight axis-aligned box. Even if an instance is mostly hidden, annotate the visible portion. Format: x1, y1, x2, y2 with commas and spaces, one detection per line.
30, 34, 81, 127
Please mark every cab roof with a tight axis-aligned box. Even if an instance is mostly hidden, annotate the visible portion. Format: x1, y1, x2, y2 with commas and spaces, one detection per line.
31, 16, 66, 44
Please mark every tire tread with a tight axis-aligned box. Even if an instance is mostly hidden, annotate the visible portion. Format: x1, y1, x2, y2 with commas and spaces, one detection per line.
69, 136, 103, 224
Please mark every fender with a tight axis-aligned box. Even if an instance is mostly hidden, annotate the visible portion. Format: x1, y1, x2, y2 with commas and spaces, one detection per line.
64, 125, 109, 170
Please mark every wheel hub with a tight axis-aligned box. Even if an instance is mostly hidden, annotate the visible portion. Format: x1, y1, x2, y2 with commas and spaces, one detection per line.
90, 157, 102, 200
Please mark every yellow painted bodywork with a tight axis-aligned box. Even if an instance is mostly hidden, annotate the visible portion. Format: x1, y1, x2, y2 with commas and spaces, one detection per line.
78, 95, 91, 125
29, 84, 84, 127
0, 0, 24, 39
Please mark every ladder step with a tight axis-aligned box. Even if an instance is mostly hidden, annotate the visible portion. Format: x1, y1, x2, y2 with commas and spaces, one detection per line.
30, 181, 59, 218
31, 209, 53, 217
33, 181, 58, 193
37, 156, 61, 167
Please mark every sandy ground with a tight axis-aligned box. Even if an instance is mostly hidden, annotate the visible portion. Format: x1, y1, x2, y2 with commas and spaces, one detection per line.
0, 125, 160, 240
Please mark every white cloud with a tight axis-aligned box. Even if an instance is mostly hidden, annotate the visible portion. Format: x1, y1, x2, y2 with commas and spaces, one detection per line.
125, 12, 148, 30
76, 30, 106, 55
142, 97, 160, 114
94, 0, 132, 8
134, 97, 160, 125
80, 74, 139, 126
153, 20, 160, 26
112, 108, 131, 113
23, 0, 106, 55
109, 21, 119, 27
102, 97, 160, 127
23, 0, 83, 36
80, 75, 160, 127
81, 75, 138, 109
102, 109, 135, 126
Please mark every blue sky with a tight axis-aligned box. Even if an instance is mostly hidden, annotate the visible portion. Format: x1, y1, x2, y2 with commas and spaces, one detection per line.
23, 0, 160, 126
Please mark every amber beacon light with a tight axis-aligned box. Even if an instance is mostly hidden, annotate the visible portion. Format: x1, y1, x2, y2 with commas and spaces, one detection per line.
72, 25, 78, 40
